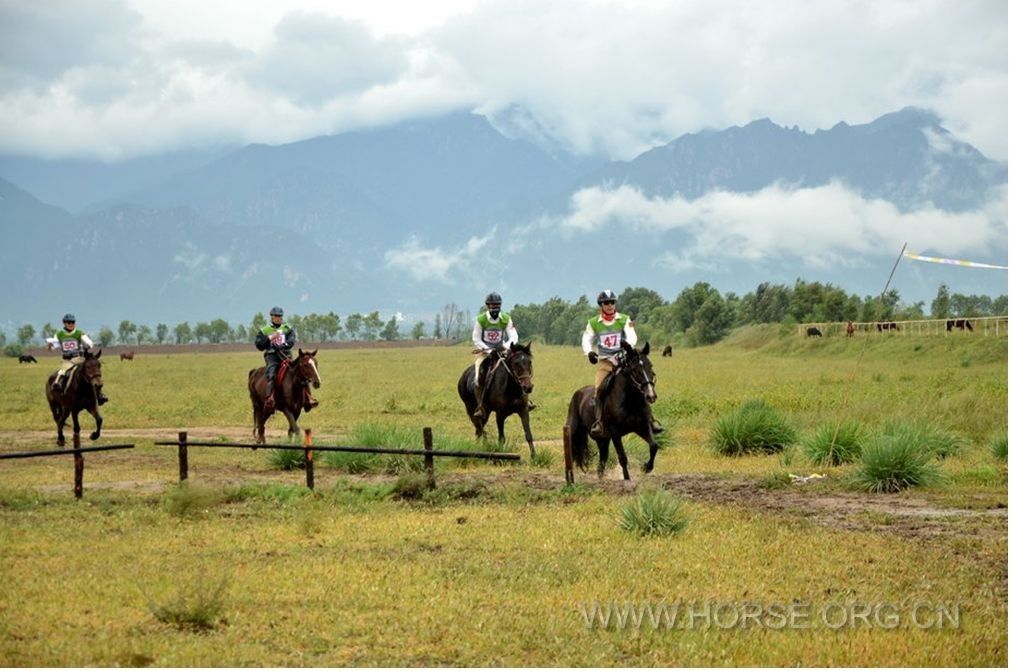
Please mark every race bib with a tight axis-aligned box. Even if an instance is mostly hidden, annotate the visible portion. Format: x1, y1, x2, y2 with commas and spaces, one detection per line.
62, 340, 79, 353
600, 333, 621, 349
270, 332, 285, 346
484, 329, 502, 343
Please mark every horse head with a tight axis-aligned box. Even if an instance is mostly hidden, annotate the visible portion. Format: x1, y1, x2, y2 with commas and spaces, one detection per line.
507, 342, 534, 394
619, 341, 657, 403
82, 349, 104, 388
296, 349, 321, 389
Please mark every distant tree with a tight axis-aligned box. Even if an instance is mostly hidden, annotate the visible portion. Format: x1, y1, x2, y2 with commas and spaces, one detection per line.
618, 287, 665, 324
362, 311, 382, 340
137, 324, 152, 344
173, 322, 193, 344
41, 322, 55, 340
320, 312, 341, 341
441, 304, 460, 340
193, 322, 211, 344
931, 285, 951, 319
208, 319, 230, 343
155, 323, 169, 344
234, 324, 248, 343
411, 321, 426, 340
344, 313, 363, 340
250, 312, 267, 337
993, 295, 1008, 316
98, 326, 115, 347
685, 294, 734, 346
433, 313, 443, 339
380, 316, 401, 341
0, 331, 6, 348
118, 320, 136, 345
16, 324, 35, 347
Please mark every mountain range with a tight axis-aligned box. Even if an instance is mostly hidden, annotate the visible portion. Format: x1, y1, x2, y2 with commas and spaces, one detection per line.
1, 107, 1006, 332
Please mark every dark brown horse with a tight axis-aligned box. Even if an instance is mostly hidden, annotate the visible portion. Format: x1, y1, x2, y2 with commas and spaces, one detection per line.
458, 342, 536, 457
248, 349, 320, 444
946, 319, 974, 332
120, 351, 135, 360
45, 350, 104, 447
566, 341, 661, 480
845, 321, 855, 337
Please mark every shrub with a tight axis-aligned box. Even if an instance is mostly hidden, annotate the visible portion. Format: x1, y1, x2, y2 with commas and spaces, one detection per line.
148, 574, 229, 631
990, 429, 1008, 461
803, 420, 867, 466
161, 483, 223, 518
881, 420, 965, 460
530, 448, 555, 469
710, 399, 797, 456
4, 343, 24, 358
267, 447, 311, 470
393, 473, 432, 500
618, 489, 689, 537
850, 428, 942, 493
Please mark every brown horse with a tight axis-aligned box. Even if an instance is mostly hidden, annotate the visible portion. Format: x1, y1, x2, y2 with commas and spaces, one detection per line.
845, 321, 855, 337
457, 342, 536, 457
45, 350, 104, 447
120, 351, 135, 360
248, 349, 321, 444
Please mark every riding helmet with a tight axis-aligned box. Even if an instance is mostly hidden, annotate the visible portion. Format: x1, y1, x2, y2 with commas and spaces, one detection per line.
596, 289, 617, 305
269, 306, 284, 317
485, 292, 502, 306
63, 313, 76, 322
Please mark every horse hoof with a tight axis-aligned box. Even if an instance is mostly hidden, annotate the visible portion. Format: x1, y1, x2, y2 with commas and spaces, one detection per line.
57, 438, 65, 447
90, 432, 100, 441
642, 462, 654, 473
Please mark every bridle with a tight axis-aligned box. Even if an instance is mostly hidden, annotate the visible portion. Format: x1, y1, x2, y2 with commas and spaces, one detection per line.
497, 348, 533, 391
616, 350, 655, 399
293, 353, 321, 388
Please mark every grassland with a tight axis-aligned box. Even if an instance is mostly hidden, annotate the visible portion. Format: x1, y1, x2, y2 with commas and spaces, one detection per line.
0, 327, 1006, 666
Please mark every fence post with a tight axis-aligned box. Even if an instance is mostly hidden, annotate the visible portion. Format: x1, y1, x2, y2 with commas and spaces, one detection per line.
178, 431, 188, 482
73, 433, 83, 499
563, 425, 574, 486
423, 427, 435, 488
304, 428, 314, 490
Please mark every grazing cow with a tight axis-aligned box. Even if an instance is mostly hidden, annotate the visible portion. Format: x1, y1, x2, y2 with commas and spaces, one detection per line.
945, 319, 974, 332
120, 351, 135, 361
845, 321, 855, 338
18, 354, 38, 364
661, 344, 673, 357
806, 327, 823, 337
876, 322, 900, 332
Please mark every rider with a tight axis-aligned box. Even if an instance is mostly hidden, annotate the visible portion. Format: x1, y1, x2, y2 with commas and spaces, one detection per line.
470, 292, 534, 417
46, 314, 108, 404
255, 306, 302, 413
582, 289, 663, 439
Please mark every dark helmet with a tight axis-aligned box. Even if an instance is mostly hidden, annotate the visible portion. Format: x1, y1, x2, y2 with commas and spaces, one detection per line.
485, 292, 502, 306
596, 289, 617, 305
63, 313, 76, 323
269, 306, 284, 317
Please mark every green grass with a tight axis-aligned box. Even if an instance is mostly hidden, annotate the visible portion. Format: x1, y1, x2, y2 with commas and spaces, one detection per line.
802, 420, 867, 466
990, 429, 1008, 460
850, 424, 944, 492
710, 398, 798, 455
146, 572, 230, 632
619, 489, 690, 536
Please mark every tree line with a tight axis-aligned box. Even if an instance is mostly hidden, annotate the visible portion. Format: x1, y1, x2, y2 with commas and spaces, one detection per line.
2, 282, 1005, 356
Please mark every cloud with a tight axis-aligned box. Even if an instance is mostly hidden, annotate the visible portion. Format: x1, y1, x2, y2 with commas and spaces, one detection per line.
546, 182, 1008, 271
383, 232, 494, 282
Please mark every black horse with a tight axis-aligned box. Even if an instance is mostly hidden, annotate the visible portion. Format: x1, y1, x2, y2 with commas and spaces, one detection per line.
18, 354, 37, 363
45, 350, 104, 447
566, 341, 661, 480
946, 319, 974, 332
248, 349, 321, 444
458, 342, 536, 457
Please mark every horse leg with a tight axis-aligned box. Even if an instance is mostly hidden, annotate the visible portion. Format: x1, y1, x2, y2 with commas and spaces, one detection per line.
518, 408, 536, 458
596, 438, 610, 478
282, 409, 299, 441
611, 435, 631, 481
87, 407, 103, 441
54, 405, 67, 447
635, 426, 660, 473
71, 410, 81, 438
495, 411, 507, 446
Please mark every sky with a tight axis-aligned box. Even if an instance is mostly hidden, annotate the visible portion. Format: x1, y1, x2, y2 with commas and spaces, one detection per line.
0, 0, 1006, 162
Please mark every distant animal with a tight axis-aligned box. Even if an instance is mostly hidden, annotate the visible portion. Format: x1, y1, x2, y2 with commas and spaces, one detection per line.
120, 351, 135, 361
806, 327, 823, 337
945, 319, 974, 332
661, 344, 673, 357
248, 349, 321, 444
566, 341, 661, 480
45, 350, 104, 447
458, 342, 536, 457
18, 354, 37, 364
876, 322, 900, 332
845, 321, 855, 338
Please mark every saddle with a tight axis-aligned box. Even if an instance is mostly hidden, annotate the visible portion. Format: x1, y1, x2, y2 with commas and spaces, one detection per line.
275, 357, 292, 386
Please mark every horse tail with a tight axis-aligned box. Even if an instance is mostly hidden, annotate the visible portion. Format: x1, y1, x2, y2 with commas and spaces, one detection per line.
566, 388, 591, 470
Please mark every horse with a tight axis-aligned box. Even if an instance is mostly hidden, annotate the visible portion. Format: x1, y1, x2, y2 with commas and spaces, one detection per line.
661, 345, 673, 357
457, 342, 536, 457
120, 351, 135, 360
45, 350, 104, 447
946, 319, 973, 332
247, 349, 321, 444
18, 354, 37, 363
845, 321, 855, 338
566, 341, 661, 481
806, 327, 823, 337
876, 321, 900, 332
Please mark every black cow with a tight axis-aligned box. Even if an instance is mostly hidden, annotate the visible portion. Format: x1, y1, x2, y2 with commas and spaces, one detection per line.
661, 344, 673, 357
18, 354, 37, 363
806, 327, 822, 337
945, 319, 973, 332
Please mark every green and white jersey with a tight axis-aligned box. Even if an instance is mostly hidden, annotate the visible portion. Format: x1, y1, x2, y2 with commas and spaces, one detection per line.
582, 312, 636, 357
51, 328, 93, 359
472, 311, 518, 350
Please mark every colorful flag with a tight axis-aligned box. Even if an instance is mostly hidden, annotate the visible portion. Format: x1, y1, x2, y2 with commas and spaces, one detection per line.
903, 252, 1007, 270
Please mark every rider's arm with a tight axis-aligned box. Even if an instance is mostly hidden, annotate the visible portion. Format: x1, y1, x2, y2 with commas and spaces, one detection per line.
504, 318, 518, 347
581, 321, 595, 355
255, 332, 270, 351
623, 318, 639, 348
284, 327, 297, 349
472, 320, 486, 351
81, 334, 95, 350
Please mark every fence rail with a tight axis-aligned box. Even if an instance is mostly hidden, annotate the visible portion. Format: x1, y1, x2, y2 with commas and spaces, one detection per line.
154, 428, 520, 489
799, 316, 1008, 337
0, 435, 135, 498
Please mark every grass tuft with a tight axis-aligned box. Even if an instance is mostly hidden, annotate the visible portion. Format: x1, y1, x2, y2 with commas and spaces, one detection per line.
267, 447, 311, 471
161, 483, 223, 518
147, 573, 230, 632
850, 425, 943, 493
710, 399, 797, 456
990, 429, 1008, 461
803, 420, 867, 466
530, 448, 555, 469
618, 489, 690, 537
882, 420, 965, 460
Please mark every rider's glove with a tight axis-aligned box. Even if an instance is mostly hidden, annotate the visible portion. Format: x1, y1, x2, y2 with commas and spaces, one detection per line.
587, 352, 598, 364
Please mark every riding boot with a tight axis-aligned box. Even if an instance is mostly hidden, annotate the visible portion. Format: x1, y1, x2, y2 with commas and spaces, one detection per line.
303, 385, 319, 411
650, 416, 664, 434
525, 394, 537, 411
264, 380, 276, 413
97, 387, 109, 405
473, 383, 485, 418
589, 395, 606, 439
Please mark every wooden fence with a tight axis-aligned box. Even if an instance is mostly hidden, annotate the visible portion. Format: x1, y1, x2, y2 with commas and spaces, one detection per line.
799, 316, 1008, 337
154, 427, 520, 489
0, 434, 135, 498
